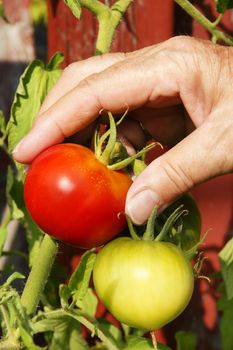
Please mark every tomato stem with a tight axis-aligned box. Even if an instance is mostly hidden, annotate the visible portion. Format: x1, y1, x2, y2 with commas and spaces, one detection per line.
126, 215, 140, 240
97, 112, 117, 165
155, 205, 187, 242
142, 207, 158, 241
21, 234, 58, 315
107, 142, 157, 171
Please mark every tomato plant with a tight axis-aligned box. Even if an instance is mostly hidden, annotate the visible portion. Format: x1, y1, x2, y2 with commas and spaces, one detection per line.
93, 237, 194, 331
1, 0, 233, 349
24, 143, 132, 248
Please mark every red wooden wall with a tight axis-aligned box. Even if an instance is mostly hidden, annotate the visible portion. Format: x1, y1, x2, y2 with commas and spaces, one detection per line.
47, 1, 233, 349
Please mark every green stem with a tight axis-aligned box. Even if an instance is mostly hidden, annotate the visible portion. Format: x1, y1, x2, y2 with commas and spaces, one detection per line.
79, 0, 107, 17
126, 216, 140, 240
21, 234, 58, 315
0, 305, 12, 337
108, 142, 156, 171
175, 0, 233, 45
142, 207, 158, 241
96, 0, 133, 54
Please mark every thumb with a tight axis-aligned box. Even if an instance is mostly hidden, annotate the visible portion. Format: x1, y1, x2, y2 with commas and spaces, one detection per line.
125, 121, 231, 224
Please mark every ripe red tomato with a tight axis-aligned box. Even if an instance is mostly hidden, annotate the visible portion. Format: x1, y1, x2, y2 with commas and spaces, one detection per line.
24, 143, 132, 248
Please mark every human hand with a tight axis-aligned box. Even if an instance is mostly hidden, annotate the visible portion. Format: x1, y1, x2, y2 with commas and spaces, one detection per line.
13, 36, 233, 224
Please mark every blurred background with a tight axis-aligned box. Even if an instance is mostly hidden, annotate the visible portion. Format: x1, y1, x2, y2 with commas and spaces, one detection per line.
1, 1, 233, 349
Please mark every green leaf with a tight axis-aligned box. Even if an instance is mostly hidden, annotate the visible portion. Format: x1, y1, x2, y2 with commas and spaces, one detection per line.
7, 52, 63, 174
68, 250, 96, 303
20, 325, 45, 350
59, 284, 72, 308
34, 309, 120, 350
4, 272, 25, 287
6, 167, 24, 220
218, 287, 233, 350
0, 225, 7, 256
30, 0, 47, 24
97, 318, 123, 347
175, 331, 196, 350
6, 166, 43, 267
76, 287, 98, 317
33, 312, 88, 350
125, 335, 172, 350
219, 237, 233, 299
215, 0, 233, 13
0, 284, 44, 349
0, 110, 6, 135
64, 0, 82, 19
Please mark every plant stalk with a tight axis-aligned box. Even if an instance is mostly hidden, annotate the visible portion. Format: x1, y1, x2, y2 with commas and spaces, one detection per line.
175, 0, 233, 45
21, 234, 58, 315
93, 0, 133, 54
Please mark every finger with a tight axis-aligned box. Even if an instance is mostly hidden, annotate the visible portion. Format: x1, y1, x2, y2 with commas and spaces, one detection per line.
39, 53, 127, 114
13, 50, 182, 163
117, 118, 146, 150
130, 105, 191, 145
40, 44, 159, 114
125, 114, 233, 224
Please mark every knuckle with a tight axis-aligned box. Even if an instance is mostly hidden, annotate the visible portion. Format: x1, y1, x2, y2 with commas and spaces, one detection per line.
63, 62, 79, 76
165, 35, 196, 51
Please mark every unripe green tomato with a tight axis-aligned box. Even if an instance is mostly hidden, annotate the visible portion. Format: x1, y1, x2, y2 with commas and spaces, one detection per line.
93, 237, 194, 331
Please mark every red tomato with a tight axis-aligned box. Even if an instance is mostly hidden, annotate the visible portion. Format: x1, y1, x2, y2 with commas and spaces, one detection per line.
24, 144, 132, 248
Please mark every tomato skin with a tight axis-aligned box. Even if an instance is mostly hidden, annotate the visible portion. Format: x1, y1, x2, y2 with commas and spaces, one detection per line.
93, 237, 194, 331
24, 144, 132, 248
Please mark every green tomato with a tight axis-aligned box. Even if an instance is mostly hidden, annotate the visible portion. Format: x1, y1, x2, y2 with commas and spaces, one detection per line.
93, 237, 194, 331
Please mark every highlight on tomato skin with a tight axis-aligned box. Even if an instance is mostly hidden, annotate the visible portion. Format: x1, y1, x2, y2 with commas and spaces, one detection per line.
93, 237, 194, 331
24, 143, 132, 249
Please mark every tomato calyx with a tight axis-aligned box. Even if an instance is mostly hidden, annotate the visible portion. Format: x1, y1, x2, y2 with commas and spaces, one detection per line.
127, 205, 188, 243
127, 204, 206, 258
94, 111, 159, 171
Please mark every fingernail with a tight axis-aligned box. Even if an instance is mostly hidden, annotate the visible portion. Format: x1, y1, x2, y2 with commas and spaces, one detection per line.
126, 189, 160, 225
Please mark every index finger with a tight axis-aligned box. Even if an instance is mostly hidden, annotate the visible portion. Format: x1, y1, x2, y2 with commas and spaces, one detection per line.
13, 45, 181, 163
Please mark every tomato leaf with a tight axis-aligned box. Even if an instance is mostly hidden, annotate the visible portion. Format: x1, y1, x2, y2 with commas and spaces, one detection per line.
97, 319, 124, 348
7, 52, 63, 175
219, 237, 233, 300
214, 0, 233, 13
33, 313, 88, 350
68, 250, 96, 303
76, 287, 98, 317
6, 167, 24, 220
175, 331, 196, 350
0, 282, 44, 350
0, 110, 6, 136
6, 166, 44, 267
33, 309, 120, 350
217, 283, 233, 350
0, 225, 7, 257
64, 0, 82, 19
4, 272, 25, 287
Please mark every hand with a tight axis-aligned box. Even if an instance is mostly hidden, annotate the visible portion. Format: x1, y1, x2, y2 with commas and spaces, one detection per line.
13, 36, 233, 224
